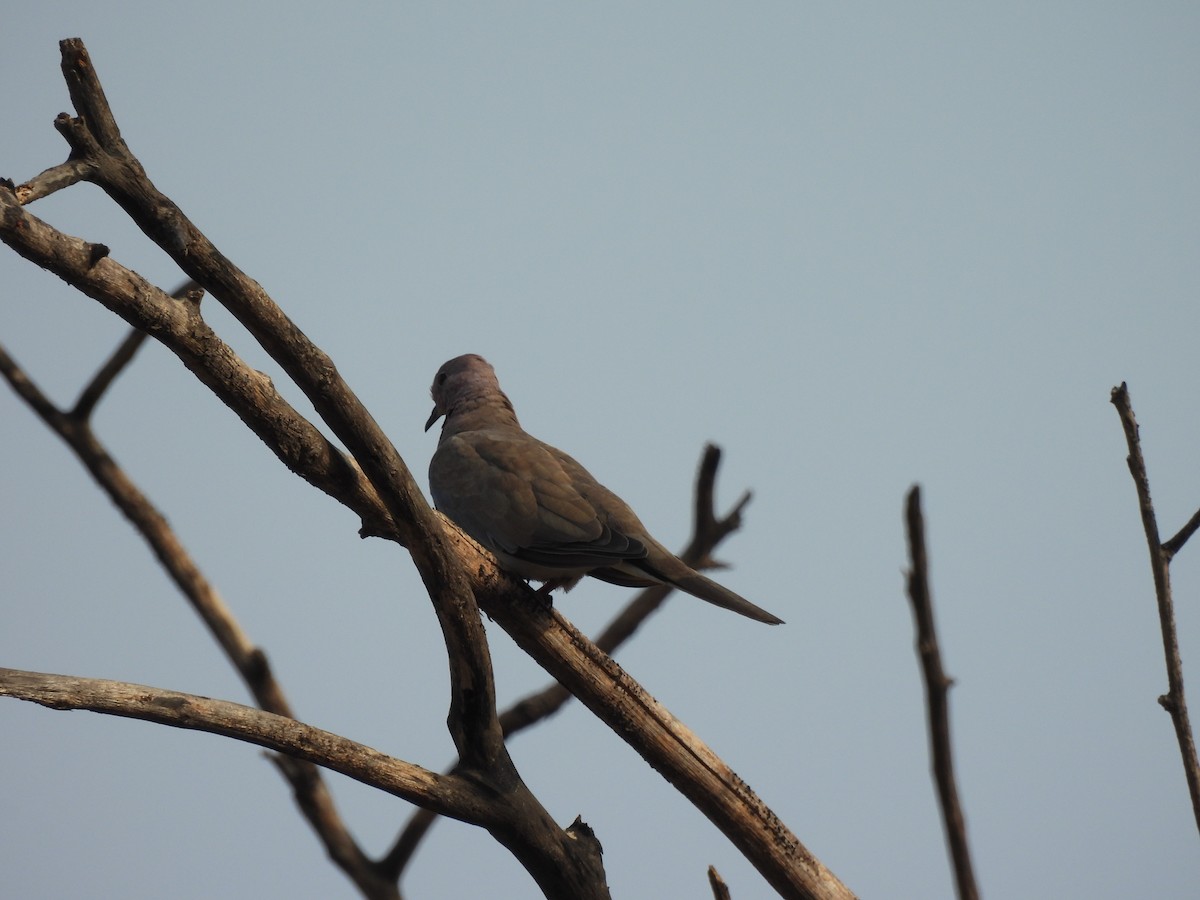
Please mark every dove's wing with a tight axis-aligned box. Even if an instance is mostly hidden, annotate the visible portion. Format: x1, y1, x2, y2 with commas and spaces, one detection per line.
430, 429, 647, 572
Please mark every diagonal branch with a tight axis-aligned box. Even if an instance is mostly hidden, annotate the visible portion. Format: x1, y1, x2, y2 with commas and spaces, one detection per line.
0, 188, 394, 538
67, 283, 202, 419
1110, 382, 1200, 834
0, 340, 280, 703
480, 589, 851, 900
15, 158, 94, 204
1163, 507, 1200, 561
0, 338, 397, 900
382, 444, 750, 879
72, 324, 151, 419
904, 486, 980, 900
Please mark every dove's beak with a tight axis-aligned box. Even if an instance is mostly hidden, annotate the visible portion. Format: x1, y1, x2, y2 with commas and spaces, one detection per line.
424, 407, 443, 432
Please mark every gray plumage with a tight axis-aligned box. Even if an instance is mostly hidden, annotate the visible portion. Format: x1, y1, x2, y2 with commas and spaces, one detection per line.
425, 354, 783, 625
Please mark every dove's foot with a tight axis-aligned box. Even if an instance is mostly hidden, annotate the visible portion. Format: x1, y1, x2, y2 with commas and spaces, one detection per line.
523, 583, 555, 615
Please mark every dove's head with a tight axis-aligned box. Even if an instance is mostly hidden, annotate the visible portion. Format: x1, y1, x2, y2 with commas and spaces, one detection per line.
425, 354, 516, 432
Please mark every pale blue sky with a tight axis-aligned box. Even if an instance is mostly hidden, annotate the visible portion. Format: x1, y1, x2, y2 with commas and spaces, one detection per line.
3, 4, 1198, 897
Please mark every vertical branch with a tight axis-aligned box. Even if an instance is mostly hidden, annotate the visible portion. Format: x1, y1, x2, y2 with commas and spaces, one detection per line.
1110, 382, 1200, 834
904, 486, 980, 900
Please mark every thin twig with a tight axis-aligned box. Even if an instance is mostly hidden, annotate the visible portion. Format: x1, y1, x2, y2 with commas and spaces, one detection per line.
1164, 507, 1200, 561
0, 340, 399, 900
70, 280, 199, 418
70, 282, 202, 419
904, 486, 980, 900
1110, 382, 1200, 834
71, 326, 149, 419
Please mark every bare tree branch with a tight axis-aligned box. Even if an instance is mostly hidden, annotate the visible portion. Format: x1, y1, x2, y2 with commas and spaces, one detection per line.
67, 282, 203, 420
0, 187, 395, 538
0, 337, 399, 900
15, 158, 93, 204
0, 339, 288, 709
71, 324, 151, 419
0, 668, 495, 823
904, 486, 980, 900
0, 664, 606, 897
1110, 382, 1200, 834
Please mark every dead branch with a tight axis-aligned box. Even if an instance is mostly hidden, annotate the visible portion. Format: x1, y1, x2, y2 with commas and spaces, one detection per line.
14, 158, 93, 204
1110, 383, 1200, 834
0, 189, 395, 537
69, 292, 179, 418
0, 334, 397, 900
904, 486, 980, 900
0, 668, 496, 823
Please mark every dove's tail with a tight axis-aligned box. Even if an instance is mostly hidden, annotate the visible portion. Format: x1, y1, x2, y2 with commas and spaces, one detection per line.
588, 536, 785, 624
666, 570, 785, 625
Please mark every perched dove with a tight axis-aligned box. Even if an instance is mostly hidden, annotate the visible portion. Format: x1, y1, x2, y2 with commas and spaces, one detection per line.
425, 354, 783, 625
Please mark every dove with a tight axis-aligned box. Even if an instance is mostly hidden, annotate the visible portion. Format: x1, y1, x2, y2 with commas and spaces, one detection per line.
425, 354, 783, 625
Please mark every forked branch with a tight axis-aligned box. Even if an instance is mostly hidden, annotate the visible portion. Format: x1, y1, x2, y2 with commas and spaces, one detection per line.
1110, 383, 1200, 834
